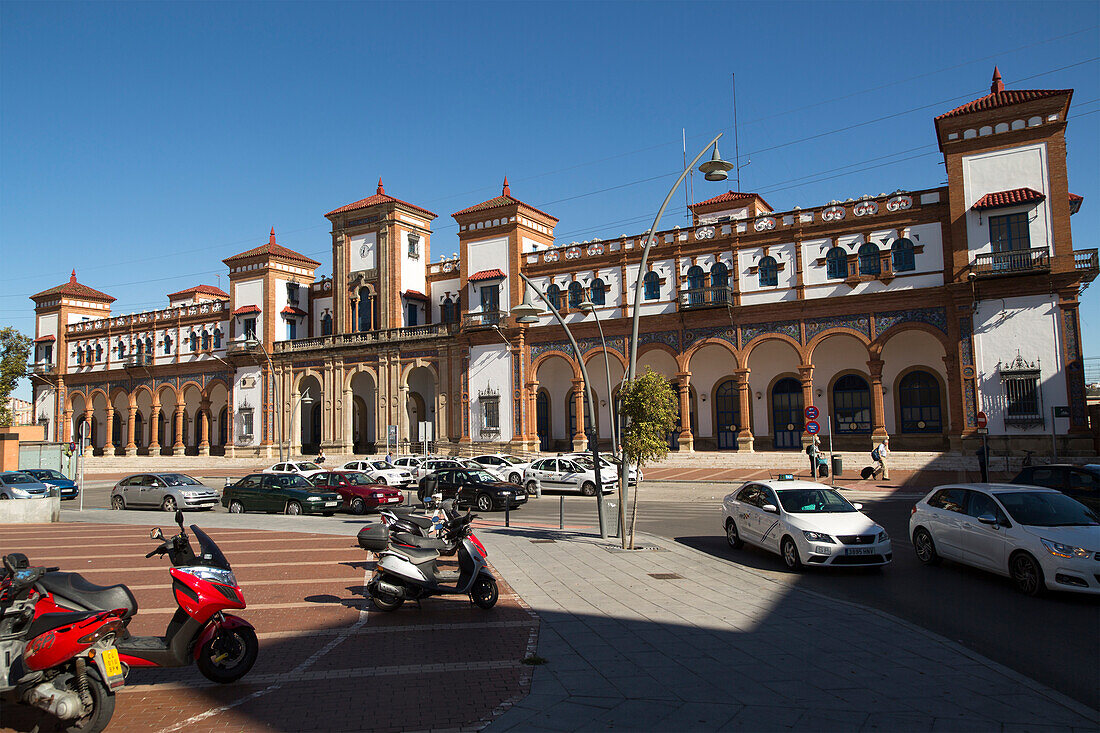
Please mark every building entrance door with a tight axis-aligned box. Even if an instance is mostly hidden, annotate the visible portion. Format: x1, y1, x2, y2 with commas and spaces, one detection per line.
715, 379, 740, 450
771, 378, 803, 450
536, 391, 550, 451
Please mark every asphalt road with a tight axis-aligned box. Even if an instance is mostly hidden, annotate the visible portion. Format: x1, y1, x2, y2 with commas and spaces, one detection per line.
68, 478, 1099, 711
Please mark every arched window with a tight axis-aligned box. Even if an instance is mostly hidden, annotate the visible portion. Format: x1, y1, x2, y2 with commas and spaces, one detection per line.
76, 348, 83, 366
858, 243, 881, 275
211, 330, 221, 349
145, 336, 154, 353
201, 330, 210, 350
590, 278, 606, 306
899, 370, 942, 432
321, 312, 333, 335
88, 345, 95, 363
163, 335, 172, 355
117, 340, 126, 358
832, 374, 871, 433
357, 286, 372, 331
892, 237, 915, 272
711, 262, 729, 303
189, 333, 198, 352
568, 281, 584, 308
135, 339, 143, 356
546, 284, 562, 310
826, 247, 848, 279
95, 343, 103, 361
567, 389, 596, 443
758, 256, 778, 287
643, 271, 660, 300
686, 265, 704, 305
440, 297, 455, 324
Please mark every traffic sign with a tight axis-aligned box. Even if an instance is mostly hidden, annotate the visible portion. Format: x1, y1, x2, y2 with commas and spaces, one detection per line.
805, 420, 820, 435
804, 406, 819, 421
976, 411, 987, 429
976, 427, 989, 435
1053, 406, 1070, 418
69, 442, 76, 452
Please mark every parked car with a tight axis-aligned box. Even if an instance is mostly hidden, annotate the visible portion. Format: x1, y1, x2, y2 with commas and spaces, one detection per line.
471, 454, 533, 485
110, 472, 219, 511
457, 458, 506, 482
523, 457, 616, 496
262, 461, 327, 479
22, 468, 79, 500
222, 473, 341, 516
722, 479, 892, 570
309, 470, 405, 514
562, 452, 641, 485
0, 471, 51, 500
1011, 464, 1100, 513
420, 467, 528, 512
413, 458, 467, 481
341, 459, 415, 487
390, 456, 427, 477
909, 483, 1100, 596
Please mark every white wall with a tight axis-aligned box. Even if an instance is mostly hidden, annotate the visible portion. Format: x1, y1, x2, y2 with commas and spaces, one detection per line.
468, 344, 513, 442
233, 366, 263, 446
962, 143, 1051, 257
739, 243, 798, 305
430, 277, 460, 322
400, 229, 428, 299
233, 278, 264, 341
37, 313, 58, 339
466, 236, 511, 314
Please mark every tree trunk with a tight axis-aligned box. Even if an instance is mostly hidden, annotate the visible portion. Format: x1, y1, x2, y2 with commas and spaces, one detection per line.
628, 460, 641, 549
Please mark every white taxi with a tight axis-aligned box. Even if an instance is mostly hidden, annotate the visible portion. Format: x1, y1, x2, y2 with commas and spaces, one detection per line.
262, 461, 327, 479
523, 457, 616, 496
341, 459, 415, 487
722, 478, 891, 570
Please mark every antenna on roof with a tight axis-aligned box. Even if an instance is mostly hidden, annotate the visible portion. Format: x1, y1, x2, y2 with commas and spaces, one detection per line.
683, 128, 692, 224
732, 73, 742, 191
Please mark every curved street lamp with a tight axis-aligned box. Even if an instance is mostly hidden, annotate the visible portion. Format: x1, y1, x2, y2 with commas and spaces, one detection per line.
245, 336, 283, 462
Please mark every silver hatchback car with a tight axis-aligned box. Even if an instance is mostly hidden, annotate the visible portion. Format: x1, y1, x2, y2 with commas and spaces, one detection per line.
110, 473, 219, 511
0, 471, 52, 500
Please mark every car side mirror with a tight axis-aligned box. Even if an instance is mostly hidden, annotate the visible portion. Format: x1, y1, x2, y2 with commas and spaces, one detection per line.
977, 513, 998, 525
852, 502, 863, 510
150, 527, 163, 540
762, 504, 778, 514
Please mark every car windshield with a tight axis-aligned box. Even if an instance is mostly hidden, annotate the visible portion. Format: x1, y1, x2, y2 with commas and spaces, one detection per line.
29, 469, 65, 480
188, 525, 231, 570
159, 474, 203, 486
777, 488, 858, 513
4, 473, 36, 484
994, 491, 1099, 527
272, 475, 313, 489
469, 471, 498, 483
499, 456, 521, 465
572, 456, 612, 470
344, 472, 373, 486
371, 462, 391, 470
296, 463, 321, 471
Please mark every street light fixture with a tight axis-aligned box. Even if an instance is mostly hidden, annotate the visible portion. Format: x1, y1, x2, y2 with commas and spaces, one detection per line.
511, 277, 609, 539
578, 292, 623, 539
245, 336, 283, 462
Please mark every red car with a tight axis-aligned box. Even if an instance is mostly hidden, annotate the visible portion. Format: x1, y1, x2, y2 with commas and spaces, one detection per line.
310, 470, 405, 514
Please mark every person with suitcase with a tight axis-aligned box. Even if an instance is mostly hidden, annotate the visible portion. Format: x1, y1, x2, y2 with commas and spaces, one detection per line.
871, 435, 890, 480
806, 434, 822, 478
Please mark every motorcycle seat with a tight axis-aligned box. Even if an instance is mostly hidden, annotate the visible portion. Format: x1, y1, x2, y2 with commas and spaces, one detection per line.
39, 572, 138, 619
391, 545, 439, 565
26, 610, 101, 641
397, 515, 435, 530
392, 532, 447, 550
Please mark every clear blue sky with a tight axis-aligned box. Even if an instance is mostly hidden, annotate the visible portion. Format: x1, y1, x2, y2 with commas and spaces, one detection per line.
3, 1, 1098, 402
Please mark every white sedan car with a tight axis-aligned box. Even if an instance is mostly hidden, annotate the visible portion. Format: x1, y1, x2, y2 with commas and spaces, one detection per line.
341, 459, 415, 487
523, 457, 616, 496
722, 479, 892, 570
562, 452, 641, 485
262, 461, 327, 479
471, 454, 532, 485
909, 483, 1100, 596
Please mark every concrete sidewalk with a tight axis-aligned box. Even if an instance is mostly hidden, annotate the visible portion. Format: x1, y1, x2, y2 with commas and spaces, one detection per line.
480, 526, 1099, 733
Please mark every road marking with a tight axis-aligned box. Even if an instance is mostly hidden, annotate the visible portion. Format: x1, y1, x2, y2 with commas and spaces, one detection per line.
69, 559, 369, 574
8, 535, 346, 551
27, 546, 360, 562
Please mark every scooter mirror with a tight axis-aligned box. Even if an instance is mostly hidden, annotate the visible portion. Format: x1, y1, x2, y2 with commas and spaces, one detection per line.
150, 527, 164, 540
175, 509, 185, 529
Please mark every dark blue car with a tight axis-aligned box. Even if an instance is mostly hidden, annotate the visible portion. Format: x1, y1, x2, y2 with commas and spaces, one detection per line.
23, 469, 80, 500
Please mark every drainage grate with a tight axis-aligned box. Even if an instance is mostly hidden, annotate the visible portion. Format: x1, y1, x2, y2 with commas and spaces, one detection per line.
530, 539, 557, 544
648, 573, 684, 580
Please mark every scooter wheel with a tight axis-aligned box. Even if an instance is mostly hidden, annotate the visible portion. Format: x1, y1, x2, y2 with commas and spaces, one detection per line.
197, 626, 258, 684
471, 576, 498, 610
63, 669, 115, 733
369, 586, 404, 612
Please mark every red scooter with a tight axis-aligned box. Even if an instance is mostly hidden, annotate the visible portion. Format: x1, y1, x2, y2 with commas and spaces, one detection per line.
36, 511, 258, 683
1, 554, 127, 733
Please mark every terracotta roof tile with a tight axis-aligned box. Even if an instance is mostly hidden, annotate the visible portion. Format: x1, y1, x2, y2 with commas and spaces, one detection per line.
973, 187, 1045, 210
34, 335, 56, 343
223, 229, 321, 268
326, 179, 437, 219
452, 177, 558, 222
689, 190, 775, 213
402, 289, 429, 301
468, 268, 506, 282
166, 284, 229, 299
936, 89, 1069, 120
1069, 192, 1084, 215
232, 305, 261, 316
31, 270, 116, 303
281, 306, 308, 317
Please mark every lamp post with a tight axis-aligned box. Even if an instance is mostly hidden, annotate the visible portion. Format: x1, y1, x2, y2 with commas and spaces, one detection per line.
620, 134, 733, 548
245, 337, 283, 462
577, 293, 621, 538
291, 387, 315, 458
511, 275, 608, 539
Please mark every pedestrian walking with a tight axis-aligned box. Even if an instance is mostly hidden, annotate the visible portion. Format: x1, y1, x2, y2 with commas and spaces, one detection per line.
976, 441, 990, 483
872, 435, 890, 480
316, 449, 326, 465
806, 434, 822, 478
385, 451, 394, 465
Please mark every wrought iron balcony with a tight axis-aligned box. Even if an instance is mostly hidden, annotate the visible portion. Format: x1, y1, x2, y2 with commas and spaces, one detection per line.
1074, 248, 1098, 272
125, 354, 153, 368
971, 247, 1050, 278
678, 286, 733, 310
29, 361, 55, 376
462, 311, 505, 330
271, 323, 457, 353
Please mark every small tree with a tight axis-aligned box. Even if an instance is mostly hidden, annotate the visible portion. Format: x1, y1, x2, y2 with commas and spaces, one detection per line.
619, 367, 678, 549
0, 328, 33, 427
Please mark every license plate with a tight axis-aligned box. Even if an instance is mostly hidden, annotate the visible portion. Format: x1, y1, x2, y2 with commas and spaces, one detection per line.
101, 647, 123, 678
388, 497, 400, 502
325, 501, 338, 507
846, 547, 874, 556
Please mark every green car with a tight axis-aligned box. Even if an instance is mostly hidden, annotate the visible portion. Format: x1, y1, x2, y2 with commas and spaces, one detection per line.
222, 473, 342, 516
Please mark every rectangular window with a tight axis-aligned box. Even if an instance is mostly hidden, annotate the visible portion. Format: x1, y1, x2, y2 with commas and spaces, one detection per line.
43, 344, 53, 363
287, 320, 297, 340
243, 318, 257, 340
287, 283, 300, 304
407, 303, 418, 327
1004, 375, 1041, 422
240, 410, 254, 438
482, 397, 500, 430
408, 233, 420, 259
480, 285, 499, 313
989, 212, 1030, 253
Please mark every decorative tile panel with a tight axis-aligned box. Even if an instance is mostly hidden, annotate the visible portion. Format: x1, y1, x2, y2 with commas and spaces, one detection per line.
638, 330, 680, 352
1063, 310, 1080, 361
684, 325, 737, 349
530, 336, 627, 361
964, 381, 977, 428
401, 350, 437, 359
805, 314, 871, 341
741, 321, 801, 346
513, 351, 523, 431
873, 307, 948, 337
958, 316, 974, 368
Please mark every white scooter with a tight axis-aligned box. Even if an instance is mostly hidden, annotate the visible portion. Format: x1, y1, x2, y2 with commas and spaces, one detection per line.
365, 512, 498, 611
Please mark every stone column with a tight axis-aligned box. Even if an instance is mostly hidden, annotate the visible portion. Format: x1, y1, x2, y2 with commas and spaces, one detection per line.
150, 400, 161, 452
527, 381, 540, 451
798, 365, 815, 448
105, 406, 115, 455
571, 378, 588, 452
343, 386, 355, 454
289, 390, 301, 456
675, 372, 693, 452
198, 400, 210, 456
83, 408, 93, 451
123, 401, 137, 456
62, 409, 72, 444
868, 358, 888, 442
735, 369, 754, 452
173, 406, 185, 454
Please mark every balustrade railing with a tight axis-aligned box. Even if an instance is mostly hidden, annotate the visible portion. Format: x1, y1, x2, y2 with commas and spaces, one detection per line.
971, 246, 1051, 277
678, 286, 733, 309
1073, 248, 1098, 272
461, 311, 505, 330
271, 323, 457, 353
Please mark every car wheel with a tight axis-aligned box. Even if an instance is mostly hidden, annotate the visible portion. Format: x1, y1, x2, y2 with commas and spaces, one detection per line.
525, 480, 539, 495
476, 493, 494, 512
285, 501, 302, 516
912, 527, 941, 566
161, 495, 177, 512
350, 497, 367, 515
376, 477, 387, 485
781, 537, 803, 571
229, 501, 245, 514
725, 518, 743, 549
111, 495, 125, 510
509, 472, 522, 485
580, 481, 596, 497
1010, 552, 1045, 596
